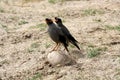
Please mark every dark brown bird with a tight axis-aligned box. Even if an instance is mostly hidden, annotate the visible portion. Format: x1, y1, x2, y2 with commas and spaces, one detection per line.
55, 17, 80, 50
45, 18, 69, 52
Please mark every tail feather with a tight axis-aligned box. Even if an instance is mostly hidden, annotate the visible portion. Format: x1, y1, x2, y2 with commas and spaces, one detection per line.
71, 41, 80, 50
62, 38, 69, 52
63, 43, 69, 52
59, 35, 69, 52
67, 34, 80, 50
68, 34, 78, 43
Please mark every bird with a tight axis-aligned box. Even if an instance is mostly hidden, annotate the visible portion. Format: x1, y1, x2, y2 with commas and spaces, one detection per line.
54, 17, 80, 50
45, 18, 69, 52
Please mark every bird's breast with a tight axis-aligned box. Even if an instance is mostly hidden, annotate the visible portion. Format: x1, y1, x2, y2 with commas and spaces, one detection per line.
48, 27, 59, 43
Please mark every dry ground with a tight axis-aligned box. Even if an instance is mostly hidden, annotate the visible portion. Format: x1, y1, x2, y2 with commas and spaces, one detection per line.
0, 0, 120, 80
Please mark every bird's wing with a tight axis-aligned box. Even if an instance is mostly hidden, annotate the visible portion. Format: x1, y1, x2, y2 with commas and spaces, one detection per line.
55, 25, 68, 42
61, 25, 79, 43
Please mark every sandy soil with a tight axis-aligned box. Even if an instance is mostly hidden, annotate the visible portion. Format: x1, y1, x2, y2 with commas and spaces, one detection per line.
0, 0, 120, 80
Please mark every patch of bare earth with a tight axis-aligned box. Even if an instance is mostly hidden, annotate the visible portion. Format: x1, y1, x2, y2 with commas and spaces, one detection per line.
0, 0, 120, 80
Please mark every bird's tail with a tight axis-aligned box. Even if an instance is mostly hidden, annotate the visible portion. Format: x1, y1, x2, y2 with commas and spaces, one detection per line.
71, 41, 80, 50
59, 35, 69, 52
62, 38, 69, 52
63, 42, 69, 52
68, 34, 80, 50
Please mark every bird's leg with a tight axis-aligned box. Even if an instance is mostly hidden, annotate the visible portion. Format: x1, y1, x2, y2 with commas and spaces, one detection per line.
55, 43, 61, 51
51, 43, 58, 51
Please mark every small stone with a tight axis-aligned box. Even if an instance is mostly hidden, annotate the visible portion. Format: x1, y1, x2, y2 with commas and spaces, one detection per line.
47, 51, 72, 66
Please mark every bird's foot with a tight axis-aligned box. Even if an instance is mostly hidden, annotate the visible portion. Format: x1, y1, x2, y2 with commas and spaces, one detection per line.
49, 49, 57, 53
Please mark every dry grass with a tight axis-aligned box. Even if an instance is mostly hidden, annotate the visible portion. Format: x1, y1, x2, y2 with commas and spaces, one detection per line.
0, 0, 120, 80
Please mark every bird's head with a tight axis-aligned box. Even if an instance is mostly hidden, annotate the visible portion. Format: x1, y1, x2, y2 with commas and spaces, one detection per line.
55, 17, 62, 24
45, 18, 53, 25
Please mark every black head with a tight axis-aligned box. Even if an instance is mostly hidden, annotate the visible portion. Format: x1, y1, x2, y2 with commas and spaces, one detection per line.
45, 18, 53, 25
55, 17, 62, 24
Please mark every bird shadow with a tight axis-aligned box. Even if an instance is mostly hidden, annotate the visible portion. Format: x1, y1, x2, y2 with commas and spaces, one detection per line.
62, 49, 85, 66
69, 50, 85, 60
